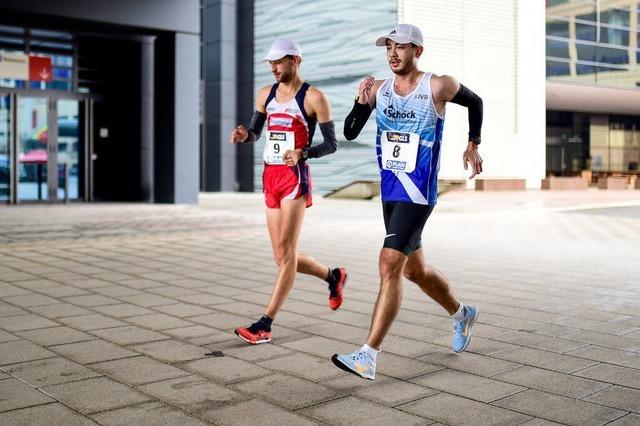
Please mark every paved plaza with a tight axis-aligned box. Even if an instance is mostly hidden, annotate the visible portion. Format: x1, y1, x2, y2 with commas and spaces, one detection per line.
1, 189, 640, 425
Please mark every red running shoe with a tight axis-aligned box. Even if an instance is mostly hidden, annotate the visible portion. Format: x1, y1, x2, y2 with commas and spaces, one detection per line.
329, 268, 348, 311
234, 327, 272, 345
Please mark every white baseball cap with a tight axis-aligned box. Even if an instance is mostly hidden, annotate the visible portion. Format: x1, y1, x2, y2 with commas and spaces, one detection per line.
375, 23, 423, 47
263, 39, 302, 61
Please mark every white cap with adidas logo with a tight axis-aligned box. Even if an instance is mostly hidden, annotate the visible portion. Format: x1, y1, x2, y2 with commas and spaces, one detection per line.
375, 23, 423, 47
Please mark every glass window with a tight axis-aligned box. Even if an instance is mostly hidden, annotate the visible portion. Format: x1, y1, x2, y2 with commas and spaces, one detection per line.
575, 22, 597, 41
596, 46, 628, 64
0, 95, 9, 202
577, 12, 597, 23
601, 28, 629, 46
547, 0, 571, 7
601, 9, 630, 28
30, 29, 72, 39
546, 38, 570, 58
546, 60, 570, 76
576, 43, 596, 61
546, 20, 569, 37
576, 63, 626, 74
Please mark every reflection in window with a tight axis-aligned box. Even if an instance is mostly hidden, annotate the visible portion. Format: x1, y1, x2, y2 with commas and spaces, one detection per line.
601, 28, 629, 46
576, 64, 627, 75
546, 20, 569, 37
547, 39, 570, 58
575, 22, 596, 41
547, 61, 571, 76
600, 9, 630, 28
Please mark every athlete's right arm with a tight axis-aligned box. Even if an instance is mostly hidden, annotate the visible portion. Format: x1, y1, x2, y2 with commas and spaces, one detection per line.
343, 77, 382, 141
230, 86, 270, 144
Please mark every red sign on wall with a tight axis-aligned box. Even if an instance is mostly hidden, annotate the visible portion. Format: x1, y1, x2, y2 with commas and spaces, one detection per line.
28, 55, 52, 82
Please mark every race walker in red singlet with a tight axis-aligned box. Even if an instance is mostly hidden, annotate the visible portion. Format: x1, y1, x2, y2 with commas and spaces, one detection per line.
229, 38, 348, 345
262, 82, 316, 208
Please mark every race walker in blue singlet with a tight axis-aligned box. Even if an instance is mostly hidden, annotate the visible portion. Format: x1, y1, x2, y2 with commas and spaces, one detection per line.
375, 72, 444, 205
332, 23, 484, 381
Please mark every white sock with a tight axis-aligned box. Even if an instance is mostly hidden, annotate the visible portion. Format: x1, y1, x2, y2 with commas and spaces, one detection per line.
451, 302, 466, 322
361, 343, 380, 361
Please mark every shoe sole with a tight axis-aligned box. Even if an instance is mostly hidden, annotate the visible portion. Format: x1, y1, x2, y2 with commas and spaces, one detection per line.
329, 269, 348, 311
453, 306, 479, 353
234, 330, 271, 345
331, 354, 374, 380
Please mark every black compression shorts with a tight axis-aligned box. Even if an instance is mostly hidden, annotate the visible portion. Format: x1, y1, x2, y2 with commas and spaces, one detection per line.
382, 201, 435, 256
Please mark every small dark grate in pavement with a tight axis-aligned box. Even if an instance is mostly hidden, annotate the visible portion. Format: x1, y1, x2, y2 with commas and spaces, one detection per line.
205, 351, 224, 357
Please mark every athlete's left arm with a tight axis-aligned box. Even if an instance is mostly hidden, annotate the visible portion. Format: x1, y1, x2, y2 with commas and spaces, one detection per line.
435, 75, 484, 179
283, 88, 337, 166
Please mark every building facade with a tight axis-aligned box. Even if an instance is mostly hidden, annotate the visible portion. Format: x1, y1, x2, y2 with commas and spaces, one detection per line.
546, 0, 640, 179
0, 0, 201, 204
250, 0, 546, 192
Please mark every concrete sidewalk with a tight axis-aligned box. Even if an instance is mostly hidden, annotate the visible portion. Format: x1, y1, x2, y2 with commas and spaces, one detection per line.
1, 190, 639, 425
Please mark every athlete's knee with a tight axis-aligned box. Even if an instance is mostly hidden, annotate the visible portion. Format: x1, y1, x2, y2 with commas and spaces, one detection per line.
275, 247, 297, 267
379, 249, 405, 281
403, 264, 424, 282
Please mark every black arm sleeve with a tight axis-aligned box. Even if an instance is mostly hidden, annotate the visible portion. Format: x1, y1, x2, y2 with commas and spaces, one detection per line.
307, 121, 337, 159
244, 111, 267, 143
450, 84, 483, 144
343, 100, 373, 141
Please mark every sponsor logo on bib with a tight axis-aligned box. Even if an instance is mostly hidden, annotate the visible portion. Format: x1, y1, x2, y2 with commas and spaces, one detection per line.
384, 105, 416, 120
269, 132, 287, 141
386, 132, 410, 143
385, 160, 407, 171
270, 117, 293, 127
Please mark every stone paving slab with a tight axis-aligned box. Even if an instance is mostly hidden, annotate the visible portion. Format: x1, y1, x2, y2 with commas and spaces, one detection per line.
4, 357, 101, 387
493, 389, 626, 425
492, 365, 611, 399
0, 313, 59, 332
410, 369, 526, 403
27, 303, 92, 319
1, 192, 640, 424
16, 326, 93, 347
0, 402, 97, 425
90, 401, 209, 426
49, 339, 139, 365
129, 339, 206, 363
233, 373, 339, 410
137, 375, 244, 413
0, 378, 54, 412
89, 325, 168, 346
58, 313, 127, 331
91, 356, 191, 386
572, 363, 640, 389
398, 392, 531, 425
204, 398, 319, 425
0, 339, 56, 365
321, 373, 439, 407
582, 385, 640, 414
41, 376, 150, 415
607, 413, 640, 425
299, 395, 428, 425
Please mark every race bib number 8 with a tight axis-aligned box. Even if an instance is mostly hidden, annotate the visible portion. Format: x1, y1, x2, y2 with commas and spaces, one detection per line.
381, 130, 419, 173
263, 131, 295, 164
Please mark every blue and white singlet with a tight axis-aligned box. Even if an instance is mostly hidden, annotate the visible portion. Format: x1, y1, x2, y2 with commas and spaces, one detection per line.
375, 72, 444, 205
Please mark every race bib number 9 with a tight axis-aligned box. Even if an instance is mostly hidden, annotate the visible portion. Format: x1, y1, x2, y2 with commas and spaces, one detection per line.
263, 131, 295, 164
381, 130, 419, 173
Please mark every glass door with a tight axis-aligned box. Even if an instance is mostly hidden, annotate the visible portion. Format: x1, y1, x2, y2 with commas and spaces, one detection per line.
57, 99, 81, 201
17, 96, 50, 201
0, 94, 9, 203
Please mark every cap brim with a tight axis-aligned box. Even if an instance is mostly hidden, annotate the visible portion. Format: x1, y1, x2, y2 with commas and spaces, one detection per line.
263, 53, 286, 62
375, 35, 421, 46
